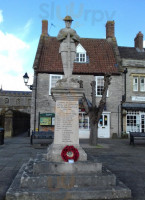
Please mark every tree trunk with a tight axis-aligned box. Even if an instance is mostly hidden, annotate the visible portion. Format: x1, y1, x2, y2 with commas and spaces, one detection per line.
89, 118, 98, 146
82, 74, 111, 146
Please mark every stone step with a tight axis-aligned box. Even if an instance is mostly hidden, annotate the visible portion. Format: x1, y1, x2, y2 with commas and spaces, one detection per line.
33, 159, 102, 175
6, 162, 132, 200
6, 183, 131, 200
20, 173, 116, 189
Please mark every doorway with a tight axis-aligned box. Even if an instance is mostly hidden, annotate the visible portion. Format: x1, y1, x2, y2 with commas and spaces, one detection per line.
98, 113, 110, 138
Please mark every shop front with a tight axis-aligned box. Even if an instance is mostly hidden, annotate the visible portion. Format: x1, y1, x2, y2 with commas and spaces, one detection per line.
78, 111, 110, 139
122, 103, 145, 133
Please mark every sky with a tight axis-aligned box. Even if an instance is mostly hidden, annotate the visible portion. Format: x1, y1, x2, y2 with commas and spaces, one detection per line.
0, 0, 145, 91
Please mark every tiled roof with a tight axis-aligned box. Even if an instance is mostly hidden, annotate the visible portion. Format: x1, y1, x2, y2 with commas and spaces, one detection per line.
34, 36, 119, 75
119, 46, 145, 60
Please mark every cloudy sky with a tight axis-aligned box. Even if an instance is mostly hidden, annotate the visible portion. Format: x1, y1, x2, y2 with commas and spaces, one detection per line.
0, 0, 145, 91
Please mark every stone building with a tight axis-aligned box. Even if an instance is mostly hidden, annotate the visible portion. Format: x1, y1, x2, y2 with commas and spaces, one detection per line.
0, 89, 32, 137
31, 20, 124, 138
119, 32, 145, 134
0, 89, 32, 114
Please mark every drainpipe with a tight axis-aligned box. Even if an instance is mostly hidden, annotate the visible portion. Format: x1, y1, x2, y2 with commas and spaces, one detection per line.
34, 71, 38, 132
121, 68, 128, 133
123, 68, 128, 101
118, 105, 120, 137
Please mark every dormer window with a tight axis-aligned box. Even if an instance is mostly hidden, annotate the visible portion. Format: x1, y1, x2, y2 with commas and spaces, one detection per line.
75, 44, 87, 63
76, 53, 86, 62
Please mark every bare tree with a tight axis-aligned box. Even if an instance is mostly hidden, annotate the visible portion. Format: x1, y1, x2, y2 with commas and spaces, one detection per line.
82, 74, 111, 146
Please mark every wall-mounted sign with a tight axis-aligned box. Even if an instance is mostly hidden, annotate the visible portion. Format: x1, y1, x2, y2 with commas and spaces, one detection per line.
132, 96, 145, 102
40, 113, 55, 126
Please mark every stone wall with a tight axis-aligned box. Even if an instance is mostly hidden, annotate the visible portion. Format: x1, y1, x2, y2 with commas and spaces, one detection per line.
121, 59, 145, 133
126, 66, 145, 102
107, 75, 124, 135
0, 90, 31, 137
0, 90, 32, 114
31, 73, 123, 137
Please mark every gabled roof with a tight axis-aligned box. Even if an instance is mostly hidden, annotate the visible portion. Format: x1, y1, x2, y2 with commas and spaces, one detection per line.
119, 46, 145, 60
34, 36, 120, 75
76, 43, 86, 53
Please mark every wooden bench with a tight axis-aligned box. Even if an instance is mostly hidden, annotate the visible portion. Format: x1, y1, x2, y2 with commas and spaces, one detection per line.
30, 131, 54, 145
130, 132, 145, 145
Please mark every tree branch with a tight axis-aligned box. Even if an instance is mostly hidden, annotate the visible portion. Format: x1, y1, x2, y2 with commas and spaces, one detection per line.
91, 81, 96, 107
96, 74, 111, 123
81, 94, 89, 114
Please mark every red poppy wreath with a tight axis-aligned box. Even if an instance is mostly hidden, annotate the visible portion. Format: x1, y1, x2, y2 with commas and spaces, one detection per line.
61, 145, 79, 162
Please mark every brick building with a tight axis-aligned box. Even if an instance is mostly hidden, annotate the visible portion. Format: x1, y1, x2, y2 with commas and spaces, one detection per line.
31, 20, 124, 138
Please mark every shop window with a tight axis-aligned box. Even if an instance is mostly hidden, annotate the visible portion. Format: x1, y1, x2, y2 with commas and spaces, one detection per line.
126, 111, 140, 132
79, 112, 89, 130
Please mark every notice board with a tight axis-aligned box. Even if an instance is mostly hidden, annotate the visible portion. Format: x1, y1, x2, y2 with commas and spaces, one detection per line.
40, 113, 55, 126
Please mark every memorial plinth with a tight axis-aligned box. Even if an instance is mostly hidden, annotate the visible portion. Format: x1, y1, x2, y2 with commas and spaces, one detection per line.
6, 16, 131, 200
46, 87, 87, 162
6, 80, 131, 200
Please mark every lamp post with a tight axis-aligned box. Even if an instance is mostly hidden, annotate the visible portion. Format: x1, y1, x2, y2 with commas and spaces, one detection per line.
23, 73, 33, 90
23, 72, 37, 135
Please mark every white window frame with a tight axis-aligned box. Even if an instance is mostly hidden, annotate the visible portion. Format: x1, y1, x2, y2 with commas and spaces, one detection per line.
75, 44, 87, 63
133, 77, 138, 91
140, 77, 145, 92
75, 53, 86, 63
49, 74, 62, 95
96, 76, 108, 97
126, 111, 140, 133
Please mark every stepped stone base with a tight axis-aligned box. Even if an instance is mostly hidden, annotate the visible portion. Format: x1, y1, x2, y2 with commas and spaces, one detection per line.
6, 154, 131, 200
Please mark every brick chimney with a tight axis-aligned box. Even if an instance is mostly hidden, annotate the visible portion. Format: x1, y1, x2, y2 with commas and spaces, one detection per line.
106, 21, 115, 39
134, 31, 143, 50
42, 20, 48, 35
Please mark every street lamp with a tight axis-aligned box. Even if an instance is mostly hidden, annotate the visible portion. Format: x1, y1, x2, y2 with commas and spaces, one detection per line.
23, 72, 33, 90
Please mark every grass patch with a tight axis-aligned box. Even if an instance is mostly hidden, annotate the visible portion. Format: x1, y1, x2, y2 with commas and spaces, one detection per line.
95, 144, 103, 148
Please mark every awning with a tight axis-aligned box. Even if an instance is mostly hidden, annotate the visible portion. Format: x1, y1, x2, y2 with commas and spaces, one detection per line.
122, 102, 145, 111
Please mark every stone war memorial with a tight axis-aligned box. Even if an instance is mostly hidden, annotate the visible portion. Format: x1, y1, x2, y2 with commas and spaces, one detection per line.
6, 16, 131, 200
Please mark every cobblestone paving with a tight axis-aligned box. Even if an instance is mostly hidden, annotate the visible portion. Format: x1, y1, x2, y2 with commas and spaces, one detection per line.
0, 134, 145, 200
83, 139, 145, 200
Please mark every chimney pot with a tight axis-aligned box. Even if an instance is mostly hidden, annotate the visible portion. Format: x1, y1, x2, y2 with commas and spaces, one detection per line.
106, 21, 115, 39
134, 31, 143, 50
42, 20, 48, 35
